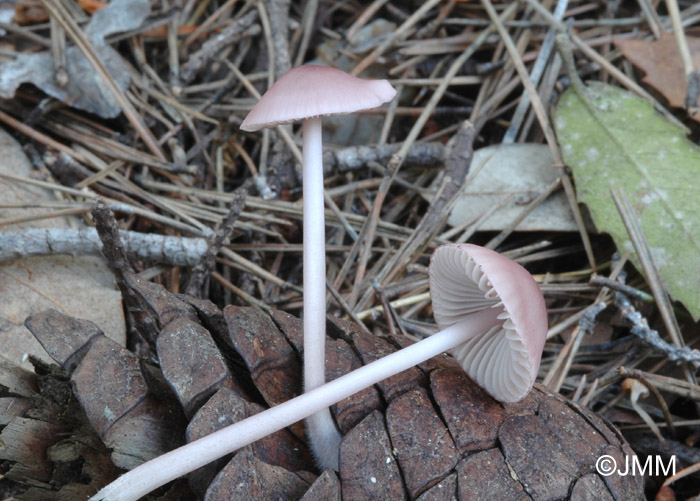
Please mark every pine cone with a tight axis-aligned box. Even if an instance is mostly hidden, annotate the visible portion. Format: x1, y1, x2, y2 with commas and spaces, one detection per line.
2, 279, 645, 500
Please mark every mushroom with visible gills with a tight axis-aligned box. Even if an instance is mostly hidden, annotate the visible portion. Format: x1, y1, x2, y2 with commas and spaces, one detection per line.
428, 243, 547, 401
90, 243, 548, 501
240, 65, 397, 470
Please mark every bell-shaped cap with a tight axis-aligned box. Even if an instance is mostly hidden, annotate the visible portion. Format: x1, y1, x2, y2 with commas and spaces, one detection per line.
429, 244, 548, 402
240, 65, 396, 132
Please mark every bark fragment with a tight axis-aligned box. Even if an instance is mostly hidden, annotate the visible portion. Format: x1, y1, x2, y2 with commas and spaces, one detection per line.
570, 474, 615, 501
339, 410, 406, 500
387, 387, 459, 498
71, 335, 148, 437
456, 448, 529, 500
300, 469, 342, 501
204, 447, 312, 501
416, 473, 458, 501
351, 329, 426, 401
24, 309, 102, 371
223, 305, 301, 407
430, 368, 504, 453
157, 317, 233, 418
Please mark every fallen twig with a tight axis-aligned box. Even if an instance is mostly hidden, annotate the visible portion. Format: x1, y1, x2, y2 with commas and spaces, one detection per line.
185, 185, 248, 296
0, 227, 207, 266
177, 10, 259, 88
325, 141, 445, 173
614, 292, 700, 367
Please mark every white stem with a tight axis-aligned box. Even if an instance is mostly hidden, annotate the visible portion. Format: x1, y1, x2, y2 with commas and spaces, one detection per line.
302, 116, 342, 469
90, 308, 501, 501
302, 116, 326, 392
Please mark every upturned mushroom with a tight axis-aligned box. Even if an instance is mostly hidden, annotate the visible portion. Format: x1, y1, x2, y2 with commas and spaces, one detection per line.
240, 65, 396, 469
91, 244, 548, 501
429, 243, 547, 401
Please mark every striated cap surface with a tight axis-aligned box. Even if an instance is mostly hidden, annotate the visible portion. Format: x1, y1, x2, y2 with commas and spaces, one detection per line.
240, 65, 396, 131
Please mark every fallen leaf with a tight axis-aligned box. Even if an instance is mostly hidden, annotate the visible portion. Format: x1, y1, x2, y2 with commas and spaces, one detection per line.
0, 127, 125, 368
142, 24, 200, 38
615, 32, 700, 113
447, 143, 578, 232
0, 0, 150, 118
78, 0, 108, 15
13, 4, 49, 25
554, 80, 700, 320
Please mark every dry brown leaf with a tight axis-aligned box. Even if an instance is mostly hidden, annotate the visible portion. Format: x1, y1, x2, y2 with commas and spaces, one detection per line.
615, 32, 700, 113
78, 0, 108, 15
13, 4, 49, 25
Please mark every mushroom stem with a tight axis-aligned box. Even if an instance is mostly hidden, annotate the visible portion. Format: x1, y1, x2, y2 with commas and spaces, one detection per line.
301, 116, 342, 469
90, 307, 502, 501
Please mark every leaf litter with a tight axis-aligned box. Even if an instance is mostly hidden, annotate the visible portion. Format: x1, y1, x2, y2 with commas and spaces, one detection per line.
0, 0, 150, 118
0, 127, 125, 369
0, 1, 699, 498
615, 32, 700, 117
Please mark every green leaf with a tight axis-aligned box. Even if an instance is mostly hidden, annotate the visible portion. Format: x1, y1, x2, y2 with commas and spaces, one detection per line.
554, 81, 700, 320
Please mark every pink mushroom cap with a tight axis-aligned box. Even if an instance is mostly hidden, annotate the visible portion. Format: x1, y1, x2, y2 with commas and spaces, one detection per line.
429, 244, 548, 402
240, 65, 397, 131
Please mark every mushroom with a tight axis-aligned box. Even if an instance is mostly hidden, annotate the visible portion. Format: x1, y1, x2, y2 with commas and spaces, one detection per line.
621, 378, 667, 446
91, 244, 548, 501
240, 65, 396, 470
429, 243, 548, 402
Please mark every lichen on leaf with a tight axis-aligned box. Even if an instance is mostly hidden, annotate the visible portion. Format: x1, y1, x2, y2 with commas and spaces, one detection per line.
555, 81, 700, 320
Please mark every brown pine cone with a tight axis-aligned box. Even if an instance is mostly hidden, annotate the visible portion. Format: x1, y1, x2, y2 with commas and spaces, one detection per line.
2, 280, 645, 500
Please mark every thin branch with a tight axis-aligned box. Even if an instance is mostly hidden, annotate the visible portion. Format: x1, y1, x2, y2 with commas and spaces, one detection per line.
0, 227, 207, 266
